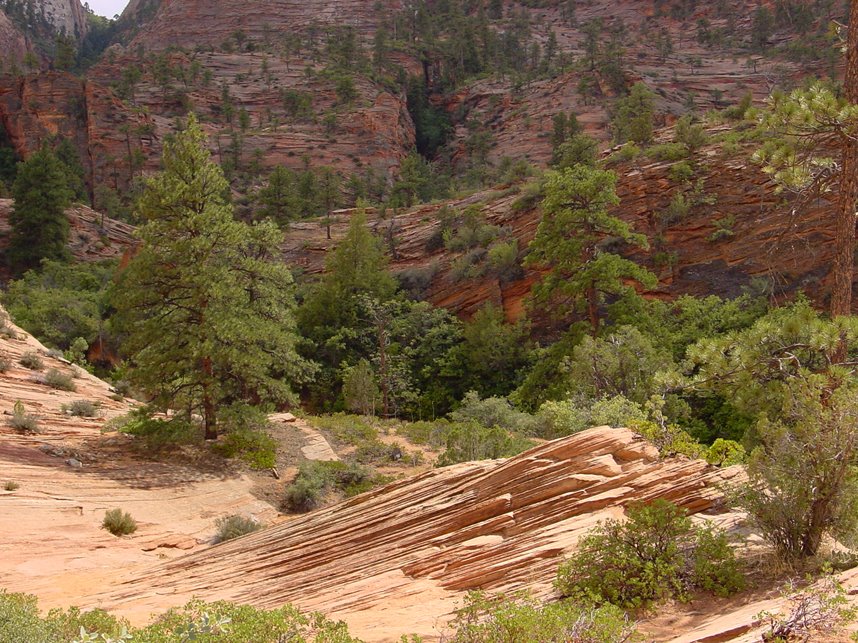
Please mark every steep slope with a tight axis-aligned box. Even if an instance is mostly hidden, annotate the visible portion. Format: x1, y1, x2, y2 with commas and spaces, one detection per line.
95, 427, 740, 639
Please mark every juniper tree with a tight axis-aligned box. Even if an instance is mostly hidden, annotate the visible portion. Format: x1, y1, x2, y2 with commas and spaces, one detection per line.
112, 115, 310, 440
525, 166, 656, 334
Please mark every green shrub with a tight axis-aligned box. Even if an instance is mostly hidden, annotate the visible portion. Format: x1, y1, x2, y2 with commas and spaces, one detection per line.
668, 160, 695, 184
0, 591, 126, 642
214, 515, 264, 543
309, 413, 378, 447
646, 142, 689, 162
0, 356, 10, 373
535, 395, 646, 439
8, 400, 38, 433
213, 429, 277, 470
555, 499, 743, 608
629, 418, 705, 459
102, 508, 138, 536
437, 421, 534, 466
449, 591, 637, 643
397, 419, 453, 449
705, 438, 746, 467
113, 409, 201, 448
62, 399, 99, 417
44, 368, 76, 391
450, 391, 538, 435
18, 351, 44, 370
284, 460, 389, 512
3, 481, 19, 491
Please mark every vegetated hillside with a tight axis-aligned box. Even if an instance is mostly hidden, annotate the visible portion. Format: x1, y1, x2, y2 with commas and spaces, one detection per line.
93, 426, 741, 639
284, 122, 843, 321
0, 0, 90, 61
0, 0, 842, 212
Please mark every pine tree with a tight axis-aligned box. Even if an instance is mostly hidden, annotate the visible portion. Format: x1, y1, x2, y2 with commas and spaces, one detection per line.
612, 82, 656, 144
258, 165, 299, 226
112, 115, 310, 440
525, 166, 656, 333
6, 147, 73, 275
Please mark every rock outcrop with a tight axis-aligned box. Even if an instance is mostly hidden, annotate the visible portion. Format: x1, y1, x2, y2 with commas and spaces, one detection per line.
96, 427, 739, 639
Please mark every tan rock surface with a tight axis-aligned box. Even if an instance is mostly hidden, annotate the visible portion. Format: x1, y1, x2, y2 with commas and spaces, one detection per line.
89, 426, 739, 640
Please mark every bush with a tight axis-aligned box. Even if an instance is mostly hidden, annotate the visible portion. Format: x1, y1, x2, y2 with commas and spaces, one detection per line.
437, 421, 534, 466
450, 391, 538, 435
8, 400, 38, 433
213, 429, 277, 470
102, 508, 138, 536
555, 500, 743, 608
113, 409, 201, 448
44, 368, 76, 391
0, 356, 10, 372
449, 591, 637, 643
284, 460, 388, 512
62, 399, 99, 417
214, 514, 264, 543
18, 352, 44, 370
4, 481, 19, 491
705, 438, 746, 467
646, 142, 689, 162
535, 395, 646, 439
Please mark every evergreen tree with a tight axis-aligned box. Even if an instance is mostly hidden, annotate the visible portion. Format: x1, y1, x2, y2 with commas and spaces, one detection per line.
525, 166, 656, 333
6, 147, 73, 275
112, 115, 310, 440
612, 82, 656, 144
257, 165, 299, 226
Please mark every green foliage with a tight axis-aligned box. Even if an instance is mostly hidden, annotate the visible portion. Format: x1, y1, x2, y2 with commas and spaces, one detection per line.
102, 508, 138, 536
628, 418, 705, 459
6, 147, 73, 275
407, 76, 452, 158
112, 115, 311, 440
562, 326, 672, 404
449, 391, 538, 435
525, 166, 656, 331
454, 303, 531, 399
555, 500, 743, 608
62, 400, 100, 418
612, 82, 656, 145
342, 359, 379, 416
752, 83, 858, 193
18, 351, 44, 370
705, 438, 746, 467
113, 409, 201, 449
0, 355, 10, 373
2, 260, 115, 351
686, 301, 858, 560
8, 400, 38, 433
284, 460, 388, 512
437, 421, 534, 466
645, 142, 689, 162
44, 368, 76, 391
213, 515, 264, 543
213, 429, 277, 470
535, 395, 646, 439
0, 592, 361, 643
448, 591, 637, 643
3, 481, 19, 491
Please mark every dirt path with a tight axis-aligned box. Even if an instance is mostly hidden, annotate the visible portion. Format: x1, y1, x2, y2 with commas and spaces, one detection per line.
269, 413, 339, 462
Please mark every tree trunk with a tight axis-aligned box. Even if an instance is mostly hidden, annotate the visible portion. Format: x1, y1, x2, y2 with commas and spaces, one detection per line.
832, 0, 858, 318
202, 356, 217, 440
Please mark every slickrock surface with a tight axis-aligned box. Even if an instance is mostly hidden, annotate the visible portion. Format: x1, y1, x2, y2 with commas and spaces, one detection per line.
0, 310, 279, 612
94, 427, 740, 640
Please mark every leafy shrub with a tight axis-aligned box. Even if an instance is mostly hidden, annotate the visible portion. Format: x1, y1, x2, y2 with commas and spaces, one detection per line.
214, 515, 264, 543
309, 413, 378, 447
8, 400, 38, 432
397, 419, 454, 450
438, 421, 534, 466
44, 368, 76, 391
449, 591, 637, 643
628, 419, 705, 459
284, 460, 389, 512
705, 438, 746, 466
102, 508, 137, 536
646, 142, 689, 162
18, 351, 44, 370
4, 481, 19, 491
113, 409, 201, 448
0, 355, 10, 372
535, 395, 646, 439
213, 429, 277, 470
0, 591, 128, 643
555, 500, 743, 608
450, 391, 538, 435
668, 160, 695, 183
62, 399, 99, 417
658, 191, 691, 226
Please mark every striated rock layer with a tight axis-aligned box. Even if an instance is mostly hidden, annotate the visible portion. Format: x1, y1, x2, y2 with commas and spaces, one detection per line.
98, 427, 740, 639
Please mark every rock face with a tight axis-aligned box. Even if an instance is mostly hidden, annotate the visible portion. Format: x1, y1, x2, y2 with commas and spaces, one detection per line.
35, 0, 89, 39
0, 71, 154, 195
0, 197, 135, 280
0, 11, 29, 62
97, 427, 739, 639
